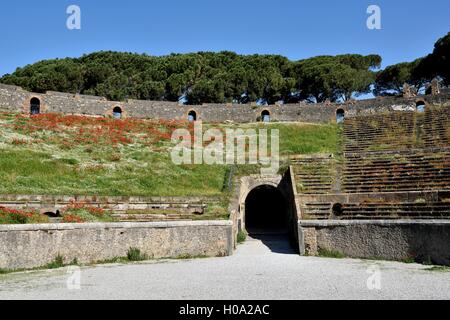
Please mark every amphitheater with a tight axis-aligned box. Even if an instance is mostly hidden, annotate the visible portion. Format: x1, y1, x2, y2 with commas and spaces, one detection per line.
0, 82, 449, 269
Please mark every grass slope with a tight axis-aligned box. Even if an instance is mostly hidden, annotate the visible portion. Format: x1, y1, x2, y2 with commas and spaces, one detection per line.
0, 113, 339, 196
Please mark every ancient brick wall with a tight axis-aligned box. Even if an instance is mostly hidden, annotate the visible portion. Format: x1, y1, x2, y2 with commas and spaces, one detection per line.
1, 84, 449, 123
0, 221, 233, 270
298, 220, 450, 266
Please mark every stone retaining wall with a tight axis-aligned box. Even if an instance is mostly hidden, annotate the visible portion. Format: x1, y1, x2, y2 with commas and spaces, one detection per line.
296, 190, 446, 213
0, 194, 221, 214
298, 220, 450, 266
2, 83, 450, 123
0, 221, 233, 270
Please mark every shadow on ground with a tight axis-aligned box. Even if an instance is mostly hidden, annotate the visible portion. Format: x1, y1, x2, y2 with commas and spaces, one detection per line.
247, 232, 297, 255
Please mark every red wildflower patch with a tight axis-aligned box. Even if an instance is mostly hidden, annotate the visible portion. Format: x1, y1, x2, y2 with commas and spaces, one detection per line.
67, 200, 86, 210
62, 214, 85, 223
64, 200, 106, 220
87, 207, 105, 217
0, 207, 37, 224
12, 113, 190, 149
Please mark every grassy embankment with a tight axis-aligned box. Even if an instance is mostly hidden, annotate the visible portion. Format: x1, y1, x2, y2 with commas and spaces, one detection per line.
0, 113, 339, 223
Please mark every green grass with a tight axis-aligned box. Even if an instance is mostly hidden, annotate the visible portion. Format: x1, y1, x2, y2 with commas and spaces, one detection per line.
0, 251, 212, 275
127, 248, 149, 261
175, 254, 210, 260
202, 202, 230, 220
317, 248, 346, 259
0, 207, 49, 225
401, 256, 417, 264
63, 207, 115, 223
45, 255, 66, 269
0, 149, 227, 196
426, 266, 450, 272
216, 122, 340, 155
274, 123, 340, 155
0, 114, 339, 197
0, 255, 79, 275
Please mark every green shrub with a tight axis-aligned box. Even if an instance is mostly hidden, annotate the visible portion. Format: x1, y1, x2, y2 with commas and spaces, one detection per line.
127, 248, 148, 261
60, 158, 79, 165
401, 256, 417, 264
317, 248, 345, 259
46, 255, 65, 269
427, 266, 450, 272
237, 230, 248, 244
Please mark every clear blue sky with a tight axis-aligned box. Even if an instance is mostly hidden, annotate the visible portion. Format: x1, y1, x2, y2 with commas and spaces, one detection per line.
0, 0, 449, 76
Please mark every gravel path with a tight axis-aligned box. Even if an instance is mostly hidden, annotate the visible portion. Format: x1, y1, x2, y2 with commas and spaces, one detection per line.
1, 235, 449, 300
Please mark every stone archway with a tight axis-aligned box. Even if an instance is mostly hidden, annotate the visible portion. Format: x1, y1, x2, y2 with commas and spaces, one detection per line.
244, 184, 288, 234
336, 108, 345, 124
260, 110, 271, 122
416, 101, 426, 113
30, 97, 41, 115
188, 110, 197, 122
113, 107, 123, 119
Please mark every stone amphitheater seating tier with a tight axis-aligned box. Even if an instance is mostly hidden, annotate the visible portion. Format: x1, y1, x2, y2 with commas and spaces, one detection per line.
291, 156, 337, 194
294, 105, 450, 220
342, 150, 450, 193
0, 196, 212, 223
343, 106, 450, 154
421, 107, 450, 147
110, 202, 206, 222
343, 112, 415, 153
301, 201, 450, 220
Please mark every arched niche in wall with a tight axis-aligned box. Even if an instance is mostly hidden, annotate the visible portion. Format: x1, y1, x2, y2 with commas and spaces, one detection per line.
30, 97, 41, 115
113, 106, 123, 119
260, 110, 271, 123
336, 108, 345, 124
188, 110, 197, 122
332, 203, 343, 217
416, 101, 426, 113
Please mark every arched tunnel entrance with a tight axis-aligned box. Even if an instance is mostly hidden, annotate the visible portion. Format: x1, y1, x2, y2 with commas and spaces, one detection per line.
244, 184, 296, 254
245, 185, 288, 235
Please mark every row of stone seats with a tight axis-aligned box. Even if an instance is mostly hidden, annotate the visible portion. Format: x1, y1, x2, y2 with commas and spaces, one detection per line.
342, 150, 450, 193
343, 112, 415, 153
291, 156, 337, 194
111, 212, 203, 222
296, 104, 450, 220
301, 200, 450, 220
421, 106, 450, 148
109, 202, 206, 222
343, 106, 450, 154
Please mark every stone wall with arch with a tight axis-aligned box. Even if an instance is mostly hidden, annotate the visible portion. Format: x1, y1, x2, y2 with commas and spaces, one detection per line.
336, 108, 346, 123
238, 171, 299, 247
187, 109, 199, 122
1, 83, 449, 123
23, 95, 48, 115
105, 105, 128, 119
415, 99, 427, 112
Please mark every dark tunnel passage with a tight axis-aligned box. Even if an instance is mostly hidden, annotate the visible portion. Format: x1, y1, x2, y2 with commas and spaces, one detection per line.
245, 185, 288, 235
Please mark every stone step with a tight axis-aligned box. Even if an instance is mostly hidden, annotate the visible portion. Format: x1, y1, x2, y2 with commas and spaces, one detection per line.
297, 187, 333, 191
302, 200, 450, 219
343, 186, 449, 192
111, 213, 198, 222
343, 177, 450, 184
343, 165, 447, 172
343, 174, 450, 181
